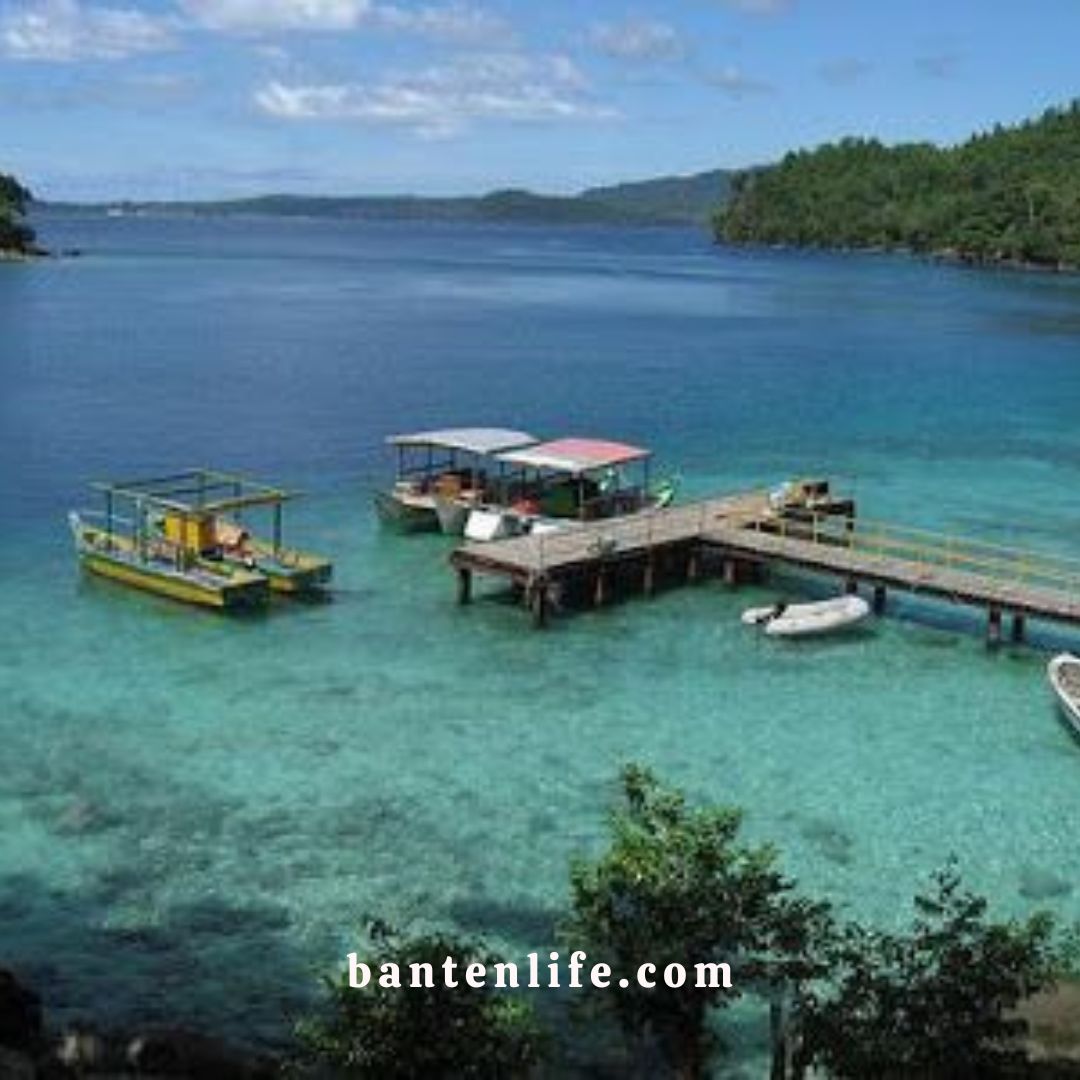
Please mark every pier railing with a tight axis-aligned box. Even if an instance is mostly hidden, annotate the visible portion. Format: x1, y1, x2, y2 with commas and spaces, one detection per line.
748, 512, 1080, 596
518, 497, 1080, 600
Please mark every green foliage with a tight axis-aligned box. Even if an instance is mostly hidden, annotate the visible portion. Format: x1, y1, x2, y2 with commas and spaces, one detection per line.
796, 863, 1062, 1079
295, 922, 545, 1079
0, 171, 35, 253
564, 763, 831, 1079
715, 100, 1080, 268
578, 169, 733, 224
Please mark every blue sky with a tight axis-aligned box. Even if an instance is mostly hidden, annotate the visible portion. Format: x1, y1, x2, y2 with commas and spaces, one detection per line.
2, 0, 1078, 200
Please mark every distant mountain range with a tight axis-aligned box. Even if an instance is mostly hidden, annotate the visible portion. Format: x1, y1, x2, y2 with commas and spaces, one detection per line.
42, 168, 733, 228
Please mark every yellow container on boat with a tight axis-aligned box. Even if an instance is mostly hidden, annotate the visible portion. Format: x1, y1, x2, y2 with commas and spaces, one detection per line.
163, 512, 215, 553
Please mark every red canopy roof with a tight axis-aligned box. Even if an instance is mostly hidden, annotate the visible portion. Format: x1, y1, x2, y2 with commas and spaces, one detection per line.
497, 437, 650, 475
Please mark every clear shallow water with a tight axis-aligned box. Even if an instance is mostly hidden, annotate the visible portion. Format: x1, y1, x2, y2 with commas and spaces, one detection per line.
3, 213, 1080, 1061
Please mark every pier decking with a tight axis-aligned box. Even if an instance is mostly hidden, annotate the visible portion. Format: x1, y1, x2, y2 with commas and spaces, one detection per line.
450, 487, 1080, 638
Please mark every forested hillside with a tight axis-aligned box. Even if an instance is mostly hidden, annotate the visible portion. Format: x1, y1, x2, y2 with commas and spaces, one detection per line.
0, 173, 35, 254
47, 168, 731, 227
715, 102, 1080, 269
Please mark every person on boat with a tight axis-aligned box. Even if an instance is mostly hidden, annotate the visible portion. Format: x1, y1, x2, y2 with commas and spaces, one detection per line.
216, 520, 257, 568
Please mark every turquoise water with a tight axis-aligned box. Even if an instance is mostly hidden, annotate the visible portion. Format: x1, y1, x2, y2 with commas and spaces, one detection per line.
4, 213, 1080, 1063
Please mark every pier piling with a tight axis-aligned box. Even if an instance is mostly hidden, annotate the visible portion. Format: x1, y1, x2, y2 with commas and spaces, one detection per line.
594, 570, 608, 608
988, 605, 1003, 646
456, 567, 472, 606
528, 581, 548, 629
873, 584, 887, 614
643, 556, 656, 596
686, 548, 700, 583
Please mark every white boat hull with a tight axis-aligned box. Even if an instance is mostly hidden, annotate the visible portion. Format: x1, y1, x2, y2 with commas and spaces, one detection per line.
1048, 654, 1080, 738
464, 507, 574, 542
742, 595, 871, 637
465, 508, 522, 542
435, 496, 471, 536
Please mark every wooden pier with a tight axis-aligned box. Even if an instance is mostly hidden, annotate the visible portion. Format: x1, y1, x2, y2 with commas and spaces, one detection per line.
449, 487, 1080, 638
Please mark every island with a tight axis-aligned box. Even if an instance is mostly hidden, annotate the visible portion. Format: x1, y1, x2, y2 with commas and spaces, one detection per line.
44, 168, 733, 229
714, 100, 1080, 271
0, 173, 37, 258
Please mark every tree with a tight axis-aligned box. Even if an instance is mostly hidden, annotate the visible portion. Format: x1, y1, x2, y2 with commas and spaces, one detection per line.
0, 171, 35, 254
713, 98, 1080, 269
796, 863, 1062, 1079
564, 764, 831, 1080
295, 921, 545, 1078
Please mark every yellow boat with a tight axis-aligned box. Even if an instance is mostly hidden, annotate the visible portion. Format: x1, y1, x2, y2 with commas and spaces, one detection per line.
69, 511, 269, 610
69, 469, 333, 608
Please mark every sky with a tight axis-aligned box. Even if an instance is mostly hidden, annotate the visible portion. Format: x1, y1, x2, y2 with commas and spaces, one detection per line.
1, 0, 1078, 201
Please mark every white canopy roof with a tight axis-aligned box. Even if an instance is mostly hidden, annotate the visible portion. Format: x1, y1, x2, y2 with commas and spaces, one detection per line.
388, 428, 537, 455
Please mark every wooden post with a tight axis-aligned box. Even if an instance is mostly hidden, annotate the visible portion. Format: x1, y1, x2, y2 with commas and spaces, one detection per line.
686, 547, 700, 583
1012, 612, 1026, 644
845, 577, 858, 595
872, 584, 886, 614
723, 557, 737, 586
529, 580, 548, 629
456, 567, 472, 605
643, 555, 656, 597
988, 605, 1002, 646
594, 570, 608, 608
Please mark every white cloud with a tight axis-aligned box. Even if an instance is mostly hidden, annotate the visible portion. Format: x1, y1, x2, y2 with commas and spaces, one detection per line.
179, 0, 372, 32
588, 17, 684, 63
716, 0, 793, 13
374, 3, 513, 45
819, 57, 871, 86
915, 52, 960, 80
180, 0, 509, 41
706, 65, 772, 97
254, 52, 616, 138
1, 0, 176, 60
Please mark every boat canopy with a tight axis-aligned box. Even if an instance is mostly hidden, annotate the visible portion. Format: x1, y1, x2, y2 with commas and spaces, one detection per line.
92, 469, 295, 515
496, 437, 650, 477
387, 428, 537, 455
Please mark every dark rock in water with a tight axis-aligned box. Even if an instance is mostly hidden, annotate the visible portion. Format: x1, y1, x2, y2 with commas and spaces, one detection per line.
0, 1046, 34, 1079
126, 1028, 275, 1078
800, 818, 855, 867
1020, 866, 1073, 901
0, 969, 43, 1052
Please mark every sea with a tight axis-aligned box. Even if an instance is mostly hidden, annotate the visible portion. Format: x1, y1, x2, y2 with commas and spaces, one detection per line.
3, 211, 1080, 1071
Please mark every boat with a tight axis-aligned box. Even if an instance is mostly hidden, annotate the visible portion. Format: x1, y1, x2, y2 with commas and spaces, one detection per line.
464, 437, 679, 542
741, 595, 870, 637
69, 470, 333, 606
375, 428, 537, 534
69, 510, 269, 610
1047, 654, 1080, 737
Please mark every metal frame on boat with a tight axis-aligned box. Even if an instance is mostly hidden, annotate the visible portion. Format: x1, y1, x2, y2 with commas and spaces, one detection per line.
465, 437, 679, 541
69, 469, 332, 607
375, 428, 537, 534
